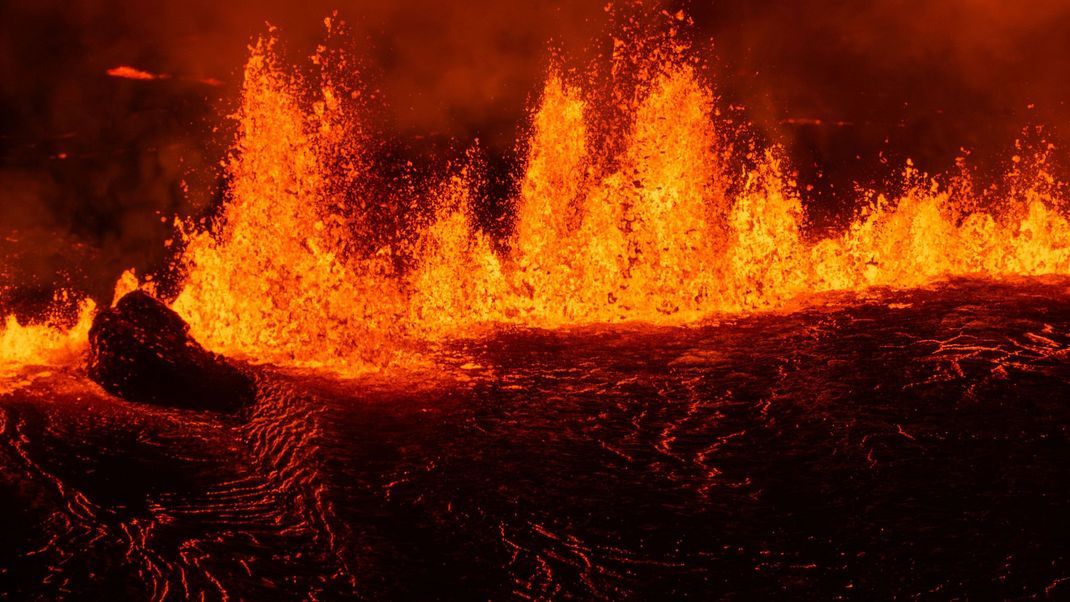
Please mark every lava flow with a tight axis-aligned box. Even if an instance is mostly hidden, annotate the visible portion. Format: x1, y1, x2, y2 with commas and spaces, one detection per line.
2, 17, 1070, 376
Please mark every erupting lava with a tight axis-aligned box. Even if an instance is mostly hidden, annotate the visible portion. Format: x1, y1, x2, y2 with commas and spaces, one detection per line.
0, 298, 95, 381
3, 17, 1070, 377
172, 35, 406, 370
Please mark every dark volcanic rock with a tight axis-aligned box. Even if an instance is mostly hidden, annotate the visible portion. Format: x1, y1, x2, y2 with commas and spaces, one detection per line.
87, 291, 255, 412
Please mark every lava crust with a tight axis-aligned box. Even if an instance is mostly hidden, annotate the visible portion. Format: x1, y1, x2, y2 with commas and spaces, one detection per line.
87, 291, 255, 412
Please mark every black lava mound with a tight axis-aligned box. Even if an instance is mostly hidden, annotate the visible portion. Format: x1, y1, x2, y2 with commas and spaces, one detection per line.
87, 291, 255, 412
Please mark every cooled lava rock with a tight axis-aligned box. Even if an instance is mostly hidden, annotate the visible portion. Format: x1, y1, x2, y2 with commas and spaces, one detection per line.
87, 291, 255, 412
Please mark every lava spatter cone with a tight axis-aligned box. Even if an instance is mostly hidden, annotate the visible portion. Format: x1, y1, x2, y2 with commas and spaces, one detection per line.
87, 291, 256, 412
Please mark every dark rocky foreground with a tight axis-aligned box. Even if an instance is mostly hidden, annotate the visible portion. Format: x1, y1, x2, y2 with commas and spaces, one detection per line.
1, 278, 1068, 599
87, 291, 255, 413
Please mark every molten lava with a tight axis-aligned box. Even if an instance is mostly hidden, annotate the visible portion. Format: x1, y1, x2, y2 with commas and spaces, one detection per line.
0, 298, 95, 383
3, 18, 1070, 378
106, 65, 168, 81
172, 36, 406, 372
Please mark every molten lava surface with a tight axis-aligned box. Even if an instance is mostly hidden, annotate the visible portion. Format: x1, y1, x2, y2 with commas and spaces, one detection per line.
1, 280, 1067, 598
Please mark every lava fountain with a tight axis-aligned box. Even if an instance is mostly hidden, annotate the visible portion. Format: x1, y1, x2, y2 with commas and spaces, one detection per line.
162, 23, 1070, 369
3, 19, 1069, 375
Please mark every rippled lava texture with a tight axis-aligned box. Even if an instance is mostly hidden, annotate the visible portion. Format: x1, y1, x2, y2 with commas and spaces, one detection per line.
1, 279, 1068, 599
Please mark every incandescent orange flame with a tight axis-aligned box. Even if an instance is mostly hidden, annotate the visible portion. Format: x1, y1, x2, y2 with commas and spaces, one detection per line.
169, 28, 1070, 373
172, 36, 405, 372
3, 20, 1070, 381
0, 298, 95, 384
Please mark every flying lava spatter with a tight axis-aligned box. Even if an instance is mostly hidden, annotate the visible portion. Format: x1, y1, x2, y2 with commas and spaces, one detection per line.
3, 16, 1069, 378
